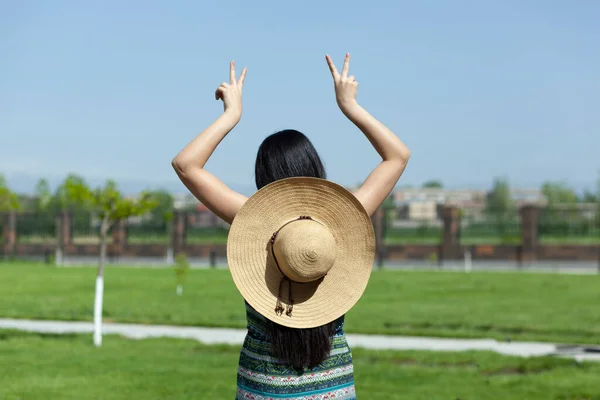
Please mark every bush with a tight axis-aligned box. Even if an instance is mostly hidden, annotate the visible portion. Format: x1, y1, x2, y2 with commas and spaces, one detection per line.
173, 253, 190, 295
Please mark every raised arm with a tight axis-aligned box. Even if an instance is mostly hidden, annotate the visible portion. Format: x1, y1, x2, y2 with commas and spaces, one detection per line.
326, 53, 411, 216
171, 61, 248, 225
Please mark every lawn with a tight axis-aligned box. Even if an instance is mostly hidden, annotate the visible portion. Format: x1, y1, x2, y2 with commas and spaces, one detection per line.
540, 236, 600, 245
2, 263, 600, 344
0, 330, 599, 400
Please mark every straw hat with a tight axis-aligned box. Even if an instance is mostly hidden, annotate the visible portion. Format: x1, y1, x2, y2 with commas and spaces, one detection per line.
227, 177, 375, 329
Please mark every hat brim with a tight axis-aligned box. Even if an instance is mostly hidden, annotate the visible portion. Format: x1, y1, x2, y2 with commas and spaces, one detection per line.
227, 177, 375, 329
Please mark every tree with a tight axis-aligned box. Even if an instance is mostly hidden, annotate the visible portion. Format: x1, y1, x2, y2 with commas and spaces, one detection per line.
381, 193, 396, 238
596, 172, 600, 228
34, 179, 52, 212
56, 174, 87, 210
63, 176, 157, 347
148, 190, 174, 225
583, 172, 600, 203
0, 174, 20, 211
540, 181, 583, 238
583, 191, 597, 203
422, 180, 443, 189
486, 177, 515, 240
590, 172, 600, 230
54, 174, 98, 234
32, 179, 56, 237
174, 253, 190, 296
487, 177, 512, 214
541, 181, 578, 205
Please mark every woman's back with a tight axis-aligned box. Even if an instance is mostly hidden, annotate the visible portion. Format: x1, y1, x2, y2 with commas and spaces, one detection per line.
172, 54, 410, 399
236, 302, 357, 400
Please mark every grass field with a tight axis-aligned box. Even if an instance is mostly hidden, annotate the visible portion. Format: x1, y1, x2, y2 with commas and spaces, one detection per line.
2, 263, 600, 344
540, 236, 600, 245
1, 330, 599, 400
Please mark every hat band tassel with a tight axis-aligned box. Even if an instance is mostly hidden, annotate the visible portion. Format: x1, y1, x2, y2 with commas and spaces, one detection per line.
271, 216, 314, 317
275, 276, 294, 317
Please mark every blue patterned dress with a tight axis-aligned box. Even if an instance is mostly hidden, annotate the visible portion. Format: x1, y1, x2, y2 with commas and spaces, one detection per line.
236, 302, 357, 399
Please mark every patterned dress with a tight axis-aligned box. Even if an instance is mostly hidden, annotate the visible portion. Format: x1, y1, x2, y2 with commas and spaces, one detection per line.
236, 302, 357, 399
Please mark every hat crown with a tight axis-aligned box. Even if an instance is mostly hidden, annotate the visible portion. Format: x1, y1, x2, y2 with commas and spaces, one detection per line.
273, 219, 336, 283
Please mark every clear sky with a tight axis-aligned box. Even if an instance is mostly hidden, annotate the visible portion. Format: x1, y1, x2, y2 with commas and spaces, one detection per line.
1, 1, 599, 195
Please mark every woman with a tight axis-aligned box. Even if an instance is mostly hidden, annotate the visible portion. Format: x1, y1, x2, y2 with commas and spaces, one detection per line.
172, 54, 410, 399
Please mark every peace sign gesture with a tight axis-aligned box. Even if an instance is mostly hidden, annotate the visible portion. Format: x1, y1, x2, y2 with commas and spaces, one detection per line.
215, 61, 247, 118
326, 53, 359, 114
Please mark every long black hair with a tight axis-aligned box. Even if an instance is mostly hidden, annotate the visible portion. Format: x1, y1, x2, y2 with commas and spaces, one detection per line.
255, 129, 336, 370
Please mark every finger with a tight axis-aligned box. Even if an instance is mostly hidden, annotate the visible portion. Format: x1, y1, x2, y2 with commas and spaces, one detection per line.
325, 54, 340, 79
341, 53, 350, 78
229, 60, 236, 84
215, 86, 225, 100
348, 75, 355, 82
238, 67, 247, 87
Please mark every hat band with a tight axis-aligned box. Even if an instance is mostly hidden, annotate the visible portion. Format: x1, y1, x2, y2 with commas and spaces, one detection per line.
270, 216, 326, 317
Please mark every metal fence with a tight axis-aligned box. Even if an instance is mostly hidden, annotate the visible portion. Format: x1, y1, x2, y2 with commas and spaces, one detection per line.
4, 204, 600, 248
70, 211, 99, 244
460, 208, 521, 245
16, 212, 56, 244
539, 205, 600, 245
127, 220, 170, 244
383, 206, 443, 244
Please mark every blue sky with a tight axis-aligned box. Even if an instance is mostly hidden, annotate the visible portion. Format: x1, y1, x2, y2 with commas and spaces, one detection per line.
1, 1, 599, 195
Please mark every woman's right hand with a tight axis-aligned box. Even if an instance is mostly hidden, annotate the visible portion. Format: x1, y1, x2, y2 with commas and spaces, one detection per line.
215, 61, 247, 120
326, 53, 359, 115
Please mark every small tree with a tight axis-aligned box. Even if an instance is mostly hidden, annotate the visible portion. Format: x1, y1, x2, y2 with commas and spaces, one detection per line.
486, 177, 514, 240
174, 253, 190, 295
148, 190, 174, 225
593, 171, 600, 233
541, 181, 578, 205
541, 181, 583, 238
63, 176, 157, 347
0, 174, 20, 211
487, 178, 512, 214
0, 175, 20, 259
34, 179, 52, 212
422, 180, 443, 189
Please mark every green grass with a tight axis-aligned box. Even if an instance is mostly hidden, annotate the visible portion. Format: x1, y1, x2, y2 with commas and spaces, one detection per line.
16, 236, 56, 245
127, 231, 229, 245
460, 235, 522, 245
384, 236, 441, 245
2, 263, 600, 344
540, 236, 600, 245
0, 330, 599, 400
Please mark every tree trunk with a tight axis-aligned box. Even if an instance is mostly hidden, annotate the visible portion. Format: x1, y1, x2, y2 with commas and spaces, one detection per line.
93, 216, 109, 347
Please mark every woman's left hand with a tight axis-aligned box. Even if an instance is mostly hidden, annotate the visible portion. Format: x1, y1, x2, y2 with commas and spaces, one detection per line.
215, 61, 247, 119
326, 53, 359, 116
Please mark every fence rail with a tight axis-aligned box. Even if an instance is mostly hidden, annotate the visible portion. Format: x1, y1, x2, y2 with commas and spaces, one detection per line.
1, 205, 599, 262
